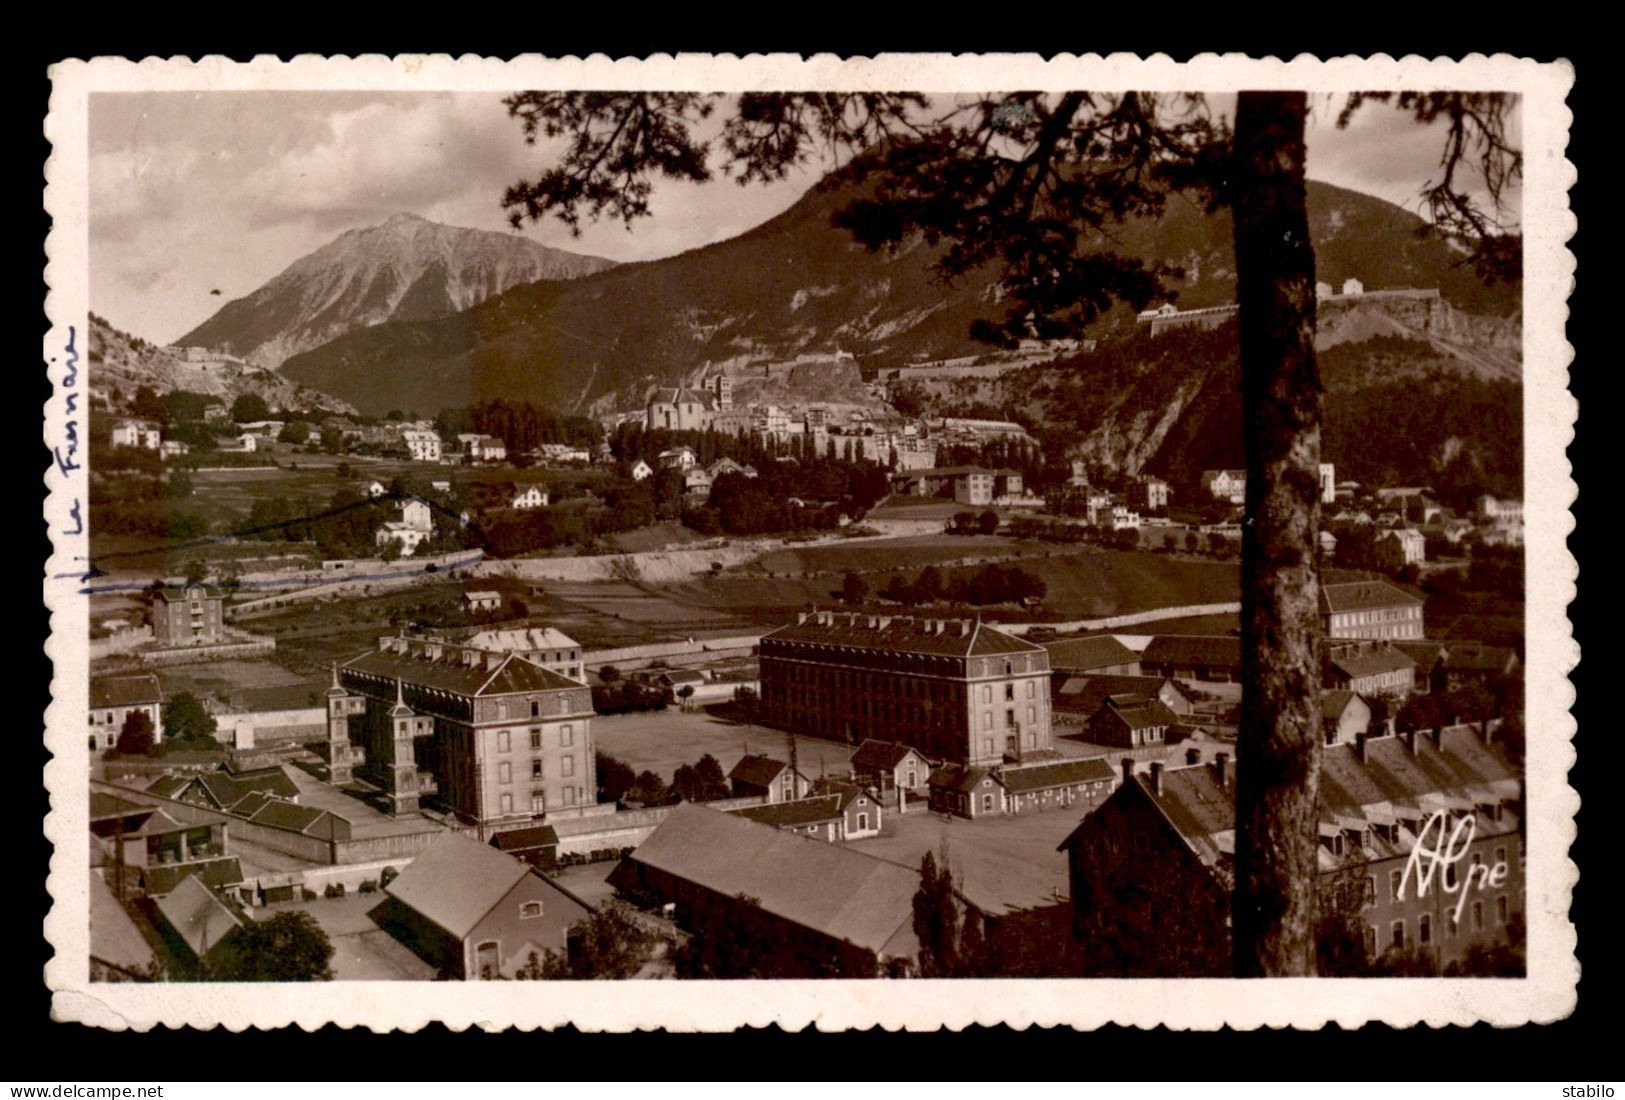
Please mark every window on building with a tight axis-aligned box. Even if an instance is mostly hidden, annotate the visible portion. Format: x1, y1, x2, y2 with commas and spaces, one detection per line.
1365, 925, 1377, 956
560, 724, 573, 747
1364, 876, 1377, 908
499, 793, 513, 814
562, 756, 575, 777
1391, 921, 1406, 950
565, 787, 577, 806
1390, 870, 1402, 902
530, 700, 541, 717
1419, 914, 1431, 944
1472, 901, 1484, 932
857, 813, 868, 832
1005, 683, 1015, 701
498, 761, 511, 783
1497, 896, 1508, 925
1446, 913, 1458, 939
531, 794, 546, 814
983, 714, 993, 731
531, 760, 543, 780
1495, 846, 1507, 869
982, 794, 993, 812
530, 728, 541, 750
520, 901, 542, 919
497, 730, 511, 753
982, 686, 992, 705
983, 737, 994, 755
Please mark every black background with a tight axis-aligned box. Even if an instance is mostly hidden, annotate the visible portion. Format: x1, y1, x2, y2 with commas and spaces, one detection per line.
21, 19, 1599, 1078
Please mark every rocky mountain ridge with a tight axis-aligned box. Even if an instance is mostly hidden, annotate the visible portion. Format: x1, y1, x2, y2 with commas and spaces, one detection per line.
176, 212, 616, 368
279, 176, 1521, 419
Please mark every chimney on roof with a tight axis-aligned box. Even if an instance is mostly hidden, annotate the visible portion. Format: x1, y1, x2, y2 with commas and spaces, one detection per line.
1120, 757, 1135, 788
1212, 752, 1230, 789
485, 652, 503, 671
1355, 733, 1369, 764
1149, 761, 1164, 796
462, 647, 480, 667
1185, 747, 1201, 766
797, 611, 809, 625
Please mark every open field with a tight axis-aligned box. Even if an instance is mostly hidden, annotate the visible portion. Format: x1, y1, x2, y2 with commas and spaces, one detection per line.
663, 543, 1240, 626
545, 581, 754, 635
155, 660, 315, 705
739, 533, 1052, 577
593, 708, 855, 784
607, 523, 709, 554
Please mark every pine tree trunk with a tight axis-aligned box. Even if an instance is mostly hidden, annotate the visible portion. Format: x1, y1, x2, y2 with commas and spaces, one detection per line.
1230, 91, 1324, 977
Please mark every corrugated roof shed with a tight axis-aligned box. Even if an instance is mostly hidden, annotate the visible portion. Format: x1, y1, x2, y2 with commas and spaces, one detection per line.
1141, 635, 1242, 669
620, 804, 920, 958
728, 794, 843, 829
1000, 757, 1115, 793
1043, 635, 1140, 672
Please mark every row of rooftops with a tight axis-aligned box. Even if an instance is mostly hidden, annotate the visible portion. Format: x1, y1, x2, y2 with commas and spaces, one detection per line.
1071, 725, 1521, 887
342, 636, 583, 697
765, 610, 1042, 659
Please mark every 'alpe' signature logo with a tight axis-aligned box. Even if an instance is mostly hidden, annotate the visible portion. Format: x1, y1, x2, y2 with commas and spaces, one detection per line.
1396, 810, 1510, 925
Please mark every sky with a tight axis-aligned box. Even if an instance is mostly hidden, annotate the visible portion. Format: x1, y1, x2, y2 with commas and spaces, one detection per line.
88, 91, 1521, 345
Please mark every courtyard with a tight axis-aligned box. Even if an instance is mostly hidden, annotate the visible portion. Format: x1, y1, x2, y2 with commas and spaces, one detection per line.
592, 707, 855, 783
251, 891, 435, 981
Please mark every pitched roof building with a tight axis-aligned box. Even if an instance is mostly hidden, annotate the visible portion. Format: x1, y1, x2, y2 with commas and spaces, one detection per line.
608, 803, 921, 973
335, 635, 595, 827
1139, 635, 1243, 683
382, 832, 591, 979
1320, 579, 1425, 640
1042, 635, 1142, 676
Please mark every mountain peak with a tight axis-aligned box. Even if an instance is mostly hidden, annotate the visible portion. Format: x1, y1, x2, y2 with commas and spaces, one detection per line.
176, 216, 616, 367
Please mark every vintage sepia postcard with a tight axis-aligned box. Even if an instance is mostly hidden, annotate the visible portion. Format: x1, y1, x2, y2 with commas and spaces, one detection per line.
43, 53, 1576, 1032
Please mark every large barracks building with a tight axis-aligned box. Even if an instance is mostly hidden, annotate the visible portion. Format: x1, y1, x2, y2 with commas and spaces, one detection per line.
759, 610, 1053, 767
330, 635, 595, 833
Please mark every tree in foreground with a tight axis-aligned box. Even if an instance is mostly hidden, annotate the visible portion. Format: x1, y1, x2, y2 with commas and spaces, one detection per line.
213, 910, 335, 981
504, 90, 1519, 976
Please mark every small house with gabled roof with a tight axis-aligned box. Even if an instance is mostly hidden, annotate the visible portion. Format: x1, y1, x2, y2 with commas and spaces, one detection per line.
380, 832, 591, 980
728, 754, 811, 804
